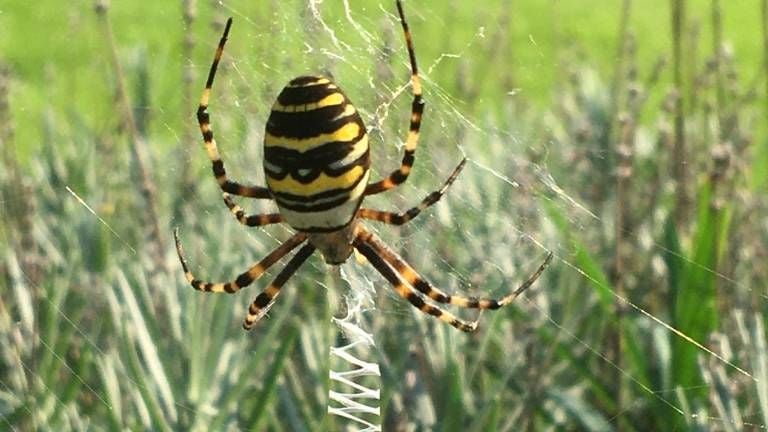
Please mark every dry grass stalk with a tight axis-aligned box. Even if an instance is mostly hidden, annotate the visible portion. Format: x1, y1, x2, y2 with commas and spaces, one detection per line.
670, 0, 689, 229
94, 0, 167, 270
607, 0, 633, 148
174, 0, 198, 222
0, 65, 43, 285
763, 0, 768, 117
711, 0, 726, 127
0, 63, 15, 172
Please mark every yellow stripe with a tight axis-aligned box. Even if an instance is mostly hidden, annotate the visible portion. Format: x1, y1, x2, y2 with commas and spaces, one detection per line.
265, 285, 280, 297
271, 92, 345, 112
412, 74, 422, 95
268, 165, 365, 196
405, 130, 418, 151
334, 103, 357, 120
329, 134, 368, 169
265, 122, 360, 151
200, 88, 211, 106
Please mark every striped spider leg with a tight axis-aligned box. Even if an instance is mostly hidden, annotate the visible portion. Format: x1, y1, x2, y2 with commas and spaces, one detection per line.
359, 158, 466, 225
355, 228, 553, 332
197, 18, 272, 200
174, 229, 315, 329
355, 163, 553, 332
365, 0, 424, 196
353, 0, 552, 329
222, 193, 283, 227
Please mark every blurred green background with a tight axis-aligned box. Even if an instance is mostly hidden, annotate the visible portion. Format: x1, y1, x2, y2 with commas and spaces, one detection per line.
1, 0, 767, 430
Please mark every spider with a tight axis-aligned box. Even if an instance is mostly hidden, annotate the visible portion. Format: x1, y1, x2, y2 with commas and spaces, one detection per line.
174, 0, 553, 332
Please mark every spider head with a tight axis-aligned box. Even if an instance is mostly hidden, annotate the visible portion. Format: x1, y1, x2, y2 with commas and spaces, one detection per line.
306, 223, 358, 265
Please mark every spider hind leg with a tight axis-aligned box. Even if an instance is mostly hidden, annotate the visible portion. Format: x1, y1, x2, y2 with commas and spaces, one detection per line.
353, 226, 551, 331
242, 243, 316, 329
173, 229, 307, 294
353, 234, 478, 332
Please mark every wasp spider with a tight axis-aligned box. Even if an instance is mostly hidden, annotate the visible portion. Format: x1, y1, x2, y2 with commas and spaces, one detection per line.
174, 0, 553, 332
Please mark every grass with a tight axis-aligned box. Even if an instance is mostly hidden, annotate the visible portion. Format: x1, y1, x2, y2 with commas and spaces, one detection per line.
1, 0, 767, 430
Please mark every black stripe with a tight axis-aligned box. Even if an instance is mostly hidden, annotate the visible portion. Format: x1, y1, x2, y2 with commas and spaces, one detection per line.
266, 103, 348, 137
406, 292, 426, 308
276, 194, 351, 213
212, 160, 225, 177
273, 187, 355, 206
267, 154, 369, 185
467, 298, 481, 308
452, 319, 474, 332
413, 96, 425, 112
409, 99, 424, 131
413, 279, 449, 302
266, 109, 364, 140
253, 293, 272, 308
355, 238, 436, 317
289, 76, 326, 86
386, 150, 415, 184
391, 171, 407, 184
424, 304, 443, 317
354, 239, 399, 285
325, 152, 370, 177
402, 150, 415, 166
265, 140, 358, 172
197, 106, 209, 123
205, 18, 233, 88
272, 180, 366, 214
235, 273, 252, 289
277, 83, 339, 107
265, 142, 370, 182
273, 244, 316, 285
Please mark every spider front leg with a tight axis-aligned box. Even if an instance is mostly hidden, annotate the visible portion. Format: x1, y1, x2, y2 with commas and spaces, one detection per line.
223, 193, 283, 227
359, 158, 465, 225
198, 17, 271, 199
174, 229, 306, 293
366, 0, 424, 196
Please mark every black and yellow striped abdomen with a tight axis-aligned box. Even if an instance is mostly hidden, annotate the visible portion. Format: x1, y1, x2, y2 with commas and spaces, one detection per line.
264, 76, 370, 232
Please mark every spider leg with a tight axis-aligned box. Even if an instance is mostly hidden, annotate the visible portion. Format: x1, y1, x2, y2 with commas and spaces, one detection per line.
198, 17, 271, 199
223, 193, 283, 227
365, 0, 424, 196
357, 227, 552, 309
174, 229, 306, 293
359, 158, 465, 225
242, 243, 316, 330
353, 227, 478, 332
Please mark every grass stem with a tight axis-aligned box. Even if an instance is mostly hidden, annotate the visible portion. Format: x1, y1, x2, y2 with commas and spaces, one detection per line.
671, 0, 689, 229
94, 0, 167, 270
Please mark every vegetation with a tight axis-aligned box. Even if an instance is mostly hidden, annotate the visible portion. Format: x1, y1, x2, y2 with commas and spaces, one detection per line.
1, 0, 766, 430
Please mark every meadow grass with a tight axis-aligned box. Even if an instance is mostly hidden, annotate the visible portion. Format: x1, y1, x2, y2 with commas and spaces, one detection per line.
1, 0, 767, 430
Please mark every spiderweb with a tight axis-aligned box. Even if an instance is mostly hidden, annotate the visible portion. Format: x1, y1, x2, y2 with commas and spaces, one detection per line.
1, 0, 765, 430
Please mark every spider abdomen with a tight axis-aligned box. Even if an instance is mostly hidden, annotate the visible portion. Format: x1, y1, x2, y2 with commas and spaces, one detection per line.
264, 76, 370, 232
